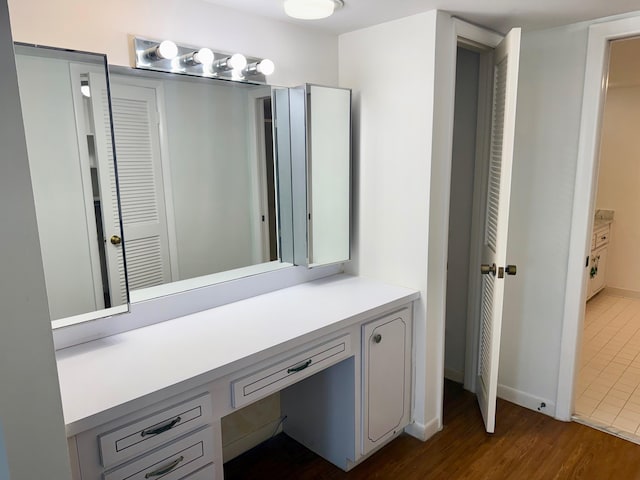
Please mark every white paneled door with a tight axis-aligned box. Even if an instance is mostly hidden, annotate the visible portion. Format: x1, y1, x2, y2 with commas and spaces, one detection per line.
109, 83, 172, 291
476, 28, 521, 434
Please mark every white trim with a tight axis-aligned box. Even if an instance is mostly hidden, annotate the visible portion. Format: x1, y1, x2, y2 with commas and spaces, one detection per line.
68, 63, 105, 311
603, 287, 640, 299
498, 384, 555, 417
247, 87, 273, 264
404, 416, 441, 442
557, 14, 640, 422
453, 18, 503, 48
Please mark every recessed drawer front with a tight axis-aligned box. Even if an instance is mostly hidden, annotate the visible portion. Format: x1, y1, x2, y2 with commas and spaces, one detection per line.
182, 464, 216, 480
99, 394, 212, 469
595, 227, 610, 248
232, 334, 351, 408
103, 426, 213, 480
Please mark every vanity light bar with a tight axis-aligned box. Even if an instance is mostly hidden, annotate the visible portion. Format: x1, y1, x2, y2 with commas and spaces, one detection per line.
133, 37, 275, 84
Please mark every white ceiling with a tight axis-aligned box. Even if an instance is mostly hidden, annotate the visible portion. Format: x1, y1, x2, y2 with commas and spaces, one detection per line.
203, 0, 640, 35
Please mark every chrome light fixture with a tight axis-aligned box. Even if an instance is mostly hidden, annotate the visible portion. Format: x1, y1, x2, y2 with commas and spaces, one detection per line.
283, 0, 344, 20
244, 59, 275, 77
133, 37, 275, 84
179, 47, 215, 67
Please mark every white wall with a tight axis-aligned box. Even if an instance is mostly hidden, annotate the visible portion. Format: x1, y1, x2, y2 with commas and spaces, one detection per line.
339, 11, 443, 438
15, 53, 99, 320
0, 0, 72, 476
7, 0, 338, 87
444, 47, 479, 382
595, 86, 640, 293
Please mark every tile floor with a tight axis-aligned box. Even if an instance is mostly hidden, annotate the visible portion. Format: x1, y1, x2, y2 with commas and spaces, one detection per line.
575, 292, 640, 438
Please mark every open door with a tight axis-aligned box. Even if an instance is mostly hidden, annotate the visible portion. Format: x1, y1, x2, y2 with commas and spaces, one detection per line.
476, 28, 521, 433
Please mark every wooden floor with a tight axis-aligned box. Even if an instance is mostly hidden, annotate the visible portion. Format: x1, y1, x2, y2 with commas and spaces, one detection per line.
225, 380, 640, 479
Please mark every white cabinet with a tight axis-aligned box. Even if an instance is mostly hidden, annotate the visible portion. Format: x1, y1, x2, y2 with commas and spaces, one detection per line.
587, 223, 611, 300
362, 307, 412, 455
73, 392, 216, 480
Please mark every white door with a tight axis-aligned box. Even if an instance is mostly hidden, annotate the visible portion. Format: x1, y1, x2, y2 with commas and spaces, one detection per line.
109, 83, 172, 291
89, 72, 128, 307
476, 28, 521, 433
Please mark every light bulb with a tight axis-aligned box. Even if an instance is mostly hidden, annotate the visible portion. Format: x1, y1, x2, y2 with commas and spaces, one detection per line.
257, 59, 275, 76
193, 48, 214, 66
229, 53, 247, 71
284, 0, 335, 20
156, 40, 178, 60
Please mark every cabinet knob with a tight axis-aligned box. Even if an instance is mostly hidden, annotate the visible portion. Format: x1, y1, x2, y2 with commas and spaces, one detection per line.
373, 333, 382, 344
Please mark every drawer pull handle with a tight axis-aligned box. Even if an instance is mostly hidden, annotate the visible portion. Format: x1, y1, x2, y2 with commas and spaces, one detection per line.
287, 359, 312, 374
144, 456, 184, 478
141, 417, 181, 437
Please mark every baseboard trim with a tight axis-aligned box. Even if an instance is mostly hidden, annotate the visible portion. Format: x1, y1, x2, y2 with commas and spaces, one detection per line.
604, 287, 640, 299
497, 384, 556, 417
405, 416, 441, 441
444, 368, 464, 383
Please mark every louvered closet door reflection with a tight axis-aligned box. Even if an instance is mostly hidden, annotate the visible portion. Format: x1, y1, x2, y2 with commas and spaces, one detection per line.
110, 83, 172, 291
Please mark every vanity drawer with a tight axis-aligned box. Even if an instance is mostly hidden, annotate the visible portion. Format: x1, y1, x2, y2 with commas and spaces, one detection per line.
594, 226, 610, 248
99, 394, 212, 469
231, 334, 351, 408
182, 464, 216, 480
103, 426, 213, 480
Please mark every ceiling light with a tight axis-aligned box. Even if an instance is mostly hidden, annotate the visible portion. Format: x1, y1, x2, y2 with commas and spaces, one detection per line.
284, 0, 344, 20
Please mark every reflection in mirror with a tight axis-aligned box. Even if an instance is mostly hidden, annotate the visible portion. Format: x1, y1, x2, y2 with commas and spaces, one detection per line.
14, 44, 128, 324
107, 68, 288, 302
288, 84, 351, 267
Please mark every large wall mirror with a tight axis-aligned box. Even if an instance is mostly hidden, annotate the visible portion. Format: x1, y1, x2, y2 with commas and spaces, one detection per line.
14, 43, 350, 329
14, 44, 129, 324
15, 43, 293, 326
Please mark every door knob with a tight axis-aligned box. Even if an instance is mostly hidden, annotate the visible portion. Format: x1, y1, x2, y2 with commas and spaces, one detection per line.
480, 263, 497, 276
506, 265, 517, 276
110, 235, 122, 245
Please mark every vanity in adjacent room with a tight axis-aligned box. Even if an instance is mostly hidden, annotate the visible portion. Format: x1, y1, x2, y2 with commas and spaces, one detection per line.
586, 210, 614, 300
13, 38, 419, 479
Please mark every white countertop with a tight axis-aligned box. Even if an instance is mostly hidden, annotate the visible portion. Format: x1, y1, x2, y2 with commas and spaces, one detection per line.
56, 274, 419, 435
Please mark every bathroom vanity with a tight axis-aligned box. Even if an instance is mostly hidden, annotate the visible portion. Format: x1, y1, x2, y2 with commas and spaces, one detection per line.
58, 275, 418, 479
586, 220, 612, 300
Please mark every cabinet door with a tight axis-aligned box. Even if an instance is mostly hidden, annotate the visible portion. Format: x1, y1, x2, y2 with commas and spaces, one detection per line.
592, 247, 608, 294
362, 308, 412, 455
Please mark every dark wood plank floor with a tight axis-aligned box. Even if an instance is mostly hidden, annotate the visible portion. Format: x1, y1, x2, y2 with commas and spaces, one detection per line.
224, 380, 640, 479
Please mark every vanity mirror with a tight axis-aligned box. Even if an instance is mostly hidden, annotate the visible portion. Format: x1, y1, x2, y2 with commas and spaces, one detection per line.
14, 44, 128, 324
106, 66, 289, 303
14, 41, 350, 332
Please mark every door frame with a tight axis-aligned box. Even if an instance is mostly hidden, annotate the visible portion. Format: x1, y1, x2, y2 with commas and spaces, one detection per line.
424, 17, 502, 434
557, 15, 640, 421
